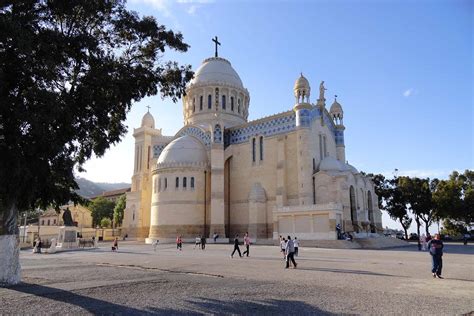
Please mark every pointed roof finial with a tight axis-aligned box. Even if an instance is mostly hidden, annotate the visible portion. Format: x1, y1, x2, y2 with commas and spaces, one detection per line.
146, 105, 151, 112
334, 94, 338, 101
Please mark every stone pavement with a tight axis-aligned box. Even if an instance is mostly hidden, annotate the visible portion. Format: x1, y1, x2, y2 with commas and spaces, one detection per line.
0, 242, 473, 315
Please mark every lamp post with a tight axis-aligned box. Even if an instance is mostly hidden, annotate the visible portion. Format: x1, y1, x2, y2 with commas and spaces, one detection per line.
23, 213, 27, 243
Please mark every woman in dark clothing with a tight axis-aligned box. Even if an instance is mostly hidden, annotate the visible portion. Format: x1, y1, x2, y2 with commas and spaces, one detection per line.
230, 234, 242, 258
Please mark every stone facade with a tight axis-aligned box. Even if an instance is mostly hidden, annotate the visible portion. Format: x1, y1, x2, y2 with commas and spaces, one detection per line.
122, 55, 382, 242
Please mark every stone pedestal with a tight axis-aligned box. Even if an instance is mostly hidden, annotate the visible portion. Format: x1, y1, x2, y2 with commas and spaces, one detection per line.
57, 226, 78, 249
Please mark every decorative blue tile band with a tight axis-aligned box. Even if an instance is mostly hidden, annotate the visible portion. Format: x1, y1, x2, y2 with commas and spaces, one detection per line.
335, 129, 345, 145
176, 126, 212, 148
153, 144, 166, 158
214, 124, 222, 143
225, 112, 297, 147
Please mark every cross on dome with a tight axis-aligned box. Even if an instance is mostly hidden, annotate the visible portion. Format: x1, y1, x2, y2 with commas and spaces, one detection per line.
212, 36, 221, 57
146, 105, 151, 112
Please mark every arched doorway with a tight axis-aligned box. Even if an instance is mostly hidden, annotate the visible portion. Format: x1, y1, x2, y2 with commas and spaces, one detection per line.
349, 186, 358, 232
367, 191, 375, 233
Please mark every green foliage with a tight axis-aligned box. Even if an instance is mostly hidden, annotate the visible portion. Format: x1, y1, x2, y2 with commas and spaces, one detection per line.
0, 1, 192, 234
433, 170, 474, 229
384, 178, 412, 239
398, 176, 436, 235
439, 219, 467, 237
89, 197, 115, 227
100, 217, 112, 229
113, 194, 126, 227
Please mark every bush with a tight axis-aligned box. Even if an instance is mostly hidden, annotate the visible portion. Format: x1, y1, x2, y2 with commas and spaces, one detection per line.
100, 217, 111, 228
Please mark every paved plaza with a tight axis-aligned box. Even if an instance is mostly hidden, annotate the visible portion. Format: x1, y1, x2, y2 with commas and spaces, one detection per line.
1, 242, 473, 315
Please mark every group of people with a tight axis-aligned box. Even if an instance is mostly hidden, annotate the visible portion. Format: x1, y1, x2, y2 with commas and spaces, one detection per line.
33, 237, 42, 253
279, 236, 298, 268
194, 235, 207, 250
230, 232, 251, 258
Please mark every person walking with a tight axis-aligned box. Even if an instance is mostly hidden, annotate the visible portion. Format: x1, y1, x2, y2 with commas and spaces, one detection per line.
420, 234, 427, 251
153, 239, 159, 251
242, 232, 250, 257
112, 237, 118, 252
427, 233, 444, 278
194, 236, 201, 249
293, 237, 299, 257
280, 237, 287, 259
176, 235, 183, 251
201, 235, 206, 250
285, 236, 297, 269
231, 234, 242, 258
213, 232, 219, 243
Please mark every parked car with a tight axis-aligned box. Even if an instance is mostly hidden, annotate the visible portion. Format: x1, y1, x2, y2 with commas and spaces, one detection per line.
395, 232, 405, 240
409, 233, 419, 240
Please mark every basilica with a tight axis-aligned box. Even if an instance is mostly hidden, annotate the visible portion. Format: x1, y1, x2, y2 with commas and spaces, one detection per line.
122, 49, 383, 243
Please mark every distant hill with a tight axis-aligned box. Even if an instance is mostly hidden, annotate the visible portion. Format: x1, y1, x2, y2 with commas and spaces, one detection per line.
75, 177, 130, 198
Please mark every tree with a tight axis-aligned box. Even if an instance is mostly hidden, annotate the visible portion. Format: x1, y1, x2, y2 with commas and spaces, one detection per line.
100, 217, 112, 229
113, 194, 126, 227
433, 170, 474, 230
367, 174, 391, 210
0, 1, 192, 284
384, 179, 412, 240
89, 197, 115, 227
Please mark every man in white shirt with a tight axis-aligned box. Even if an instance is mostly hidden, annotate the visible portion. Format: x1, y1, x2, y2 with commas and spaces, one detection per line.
285, 236, 297, 269
293, 237, 299, 256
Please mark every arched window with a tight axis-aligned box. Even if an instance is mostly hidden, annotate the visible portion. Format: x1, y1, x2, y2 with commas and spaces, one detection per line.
319, 135, 323, 160
312, 177, 316, 204
175, 177, 179, 188
183, 177, 187, 188
238, 99, 241, 113
231, 96, 234, 111
164, 178, 168, 190
368, 191, 375, 232
54, 219, 56, 224
191, 177, 195, 189
259, 136, 263, 161
192, 98, 196, 113
313, 158, 316, 172
323, 135, 327, 157
222, 95, 226, 110
360, 188, 364, 209
349, 185, 358, 231
208, 94, 212, 109
47, 219, 50, 226
199, 96, 203, 110
158, 178, 161, 192
252, 138, 256, 162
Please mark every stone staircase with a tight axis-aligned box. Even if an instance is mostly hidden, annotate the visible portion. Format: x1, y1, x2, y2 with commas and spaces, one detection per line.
354, 236, 411, 249
258, 236, 410, 249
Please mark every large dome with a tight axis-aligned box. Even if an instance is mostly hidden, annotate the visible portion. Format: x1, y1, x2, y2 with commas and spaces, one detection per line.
189, 57, 243, 88
318, 156, 346, 172
157, 135, 208, 168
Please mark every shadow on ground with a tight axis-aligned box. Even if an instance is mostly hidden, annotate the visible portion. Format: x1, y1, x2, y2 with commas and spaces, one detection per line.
10, 283, 147, 315
147, 298, 335, 315
10, 283, 333, 315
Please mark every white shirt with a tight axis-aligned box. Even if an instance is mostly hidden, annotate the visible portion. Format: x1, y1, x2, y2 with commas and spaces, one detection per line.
293, 239, 299, 247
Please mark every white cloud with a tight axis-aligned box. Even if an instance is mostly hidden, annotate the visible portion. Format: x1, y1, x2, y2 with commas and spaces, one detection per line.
187, 4, 198, 15
130, 0, 173, 17
403, 88, 414, 97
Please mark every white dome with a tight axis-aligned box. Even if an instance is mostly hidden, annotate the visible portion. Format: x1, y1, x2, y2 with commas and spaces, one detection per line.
189, 57, 243, 88
318, 156, 346, 172
157, 135, 208, 168
141, 112, 155, 128
294, 73, 310, 91
330, 100, 343, 115
345, 163, 359, 174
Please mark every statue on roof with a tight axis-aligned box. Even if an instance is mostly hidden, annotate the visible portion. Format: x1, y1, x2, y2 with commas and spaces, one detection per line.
319, 81, 327, 101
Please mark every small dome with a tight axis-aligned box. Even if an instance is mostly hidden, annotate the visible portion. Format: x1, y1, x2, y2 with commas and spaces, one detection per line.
318, 156, 346, 172
294, 73, 310, 91
248, 183, 267, 203
330, 99, 343, 115
141, 112, 155, 129
189, 57, 243, 88
345, 163, 359, 174
157, 135, 208, 167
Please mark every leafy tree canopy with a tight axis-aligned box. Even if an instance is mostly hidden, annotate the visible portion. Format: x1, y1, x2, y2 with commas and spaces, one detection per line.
89, 197, 115, 227
0, 0, 193, 234
113, 194, 126, 226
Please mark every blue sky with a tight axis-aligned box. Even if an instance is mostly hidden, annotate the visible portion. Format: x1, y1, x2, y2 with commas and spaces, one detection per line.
81, 0, 473, 232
